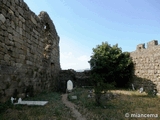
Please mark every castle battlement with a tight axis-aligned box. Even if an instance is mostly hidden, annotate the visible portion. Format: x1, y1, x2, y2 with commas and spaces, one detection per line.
147, 40, 158, 48
136, 40, 158, 51
136, 43, 145, 51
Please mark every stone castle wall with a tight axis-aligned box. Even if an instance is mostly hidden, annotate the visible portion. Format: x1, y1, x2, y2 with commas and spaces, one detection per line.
0, 0, 61, 102
130, 40, 160, 92
59, 69, 91, 93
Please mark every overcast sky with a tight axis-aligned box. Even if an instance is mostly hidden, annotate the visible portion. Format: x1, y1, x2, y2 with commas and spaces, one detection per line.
24, 0, 160, 70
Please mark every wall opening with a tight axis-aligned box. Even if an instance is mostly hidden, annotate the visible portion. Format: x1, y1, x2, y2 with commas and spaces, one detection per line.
44, 23, 50, 32
51, 62, 54, 68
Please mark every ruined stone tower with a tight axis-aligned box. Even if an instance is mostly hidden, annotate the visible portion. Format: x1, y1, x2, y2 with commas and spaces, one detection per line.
0, 0, 61, 102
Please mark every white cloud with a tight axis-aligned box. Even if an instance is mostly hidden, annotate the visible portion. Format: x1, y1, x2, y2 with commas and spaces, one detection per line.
77, 55, 90, 62
60, 52, 90, 70
61, 52, 73, 59
59, 36, 91, 70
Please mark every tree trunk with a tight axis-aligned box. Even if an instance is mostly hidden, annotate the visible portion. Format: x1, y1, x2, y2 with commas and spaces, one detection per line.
95, 93, 101, 106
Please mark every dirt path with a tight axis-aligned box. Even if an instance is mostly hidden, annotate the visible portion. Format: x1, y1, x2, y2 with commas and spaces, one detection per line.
62, 94, 86, 120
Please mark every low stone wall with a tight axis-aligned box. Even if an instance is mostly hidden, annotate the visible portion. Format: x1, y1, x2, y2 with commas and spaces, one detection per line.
75, 71, 91, 87
0, 0, 61, 102
59, 69, 91, 93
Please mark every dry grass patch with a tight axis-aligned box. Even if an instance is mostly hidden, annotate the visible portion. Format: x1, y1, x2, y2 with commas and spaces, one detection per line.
68, 88, 160, 120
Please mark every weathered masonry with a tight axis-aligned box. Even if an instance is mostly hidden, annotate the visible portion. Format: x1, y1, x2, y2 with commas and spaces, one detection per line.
0, 0, 61, 102
130, 40, 160, 92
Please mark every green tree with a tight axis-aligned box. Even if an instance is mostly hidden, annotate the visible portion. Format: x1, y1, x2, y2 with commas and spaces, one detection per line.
90, 73, 114, 106
89, 42, 133, 105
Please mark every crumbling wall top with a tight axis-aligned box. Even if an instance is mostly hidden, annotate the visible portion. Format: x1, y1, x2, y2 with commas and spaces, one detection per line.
39, 11, 56, 31
147, 40, 158, 48
136, 43, 145, 51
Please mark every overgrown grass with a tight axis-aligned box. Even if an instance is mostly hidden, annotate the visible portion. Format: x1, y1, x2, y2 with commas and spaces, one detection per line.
1, 89, 159, 120
0, 100, 13, 113
68, 88, 160, 120
0, 91, 75, 120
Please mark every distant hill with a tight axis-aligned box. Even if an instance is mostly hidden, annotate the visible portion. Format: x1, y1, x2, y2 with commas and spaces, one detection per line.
75, 68, 90, 72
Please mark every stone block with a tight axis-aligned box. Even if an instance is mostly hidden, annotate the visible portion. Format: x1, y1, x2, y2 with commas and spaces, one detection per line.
15, 10, 19, 17
0, 14, 6, 23
19, 21, 22, 27
19, 15, 25, 23
8, 34, 12, 40
2, 0, 7, 4
11, 21, 15, 29
23, 24, 25, 30
26, 33, 30, 39
4, 38, 10, 45
0, 30, 4, 36
0, 60, 7, 65
33, 29, 39, 35
15, 63, 23, 68
19, 55, 25, 60
19, 28, 22, 35
1, 8, 7, 16
18, 6, 24, 15
5, 89, 14, 96
22, 30, 26, 36
19, 0, 24, 6
4, 54, 10, 62
6, 1, 11, 7
31, 15, 37, 25
10, 61, 16, 66
10, 5, 16, 12
26, 60, 33, 65
0, 53, 4, 60
15, 42, 21, 49
7, 27, 13, 33
16, 26, 20, 33
16, 59, 21, 63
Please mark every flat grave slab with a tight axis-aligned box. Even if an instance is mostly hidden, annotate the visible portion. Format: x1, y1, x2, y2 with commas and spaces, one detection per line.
14, 101, 48, 106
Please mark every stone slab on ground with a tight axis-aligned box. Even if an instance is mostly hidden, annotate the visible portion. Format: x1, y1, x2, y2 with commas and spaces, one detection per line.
14, 101, 48, 106
71, 96, 77, 99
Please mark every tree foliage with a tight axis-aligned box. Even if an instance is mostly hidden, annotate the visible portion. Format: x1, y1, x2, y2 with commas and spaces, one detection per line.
89, 42, 133, 105
89, 42, 133, 87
